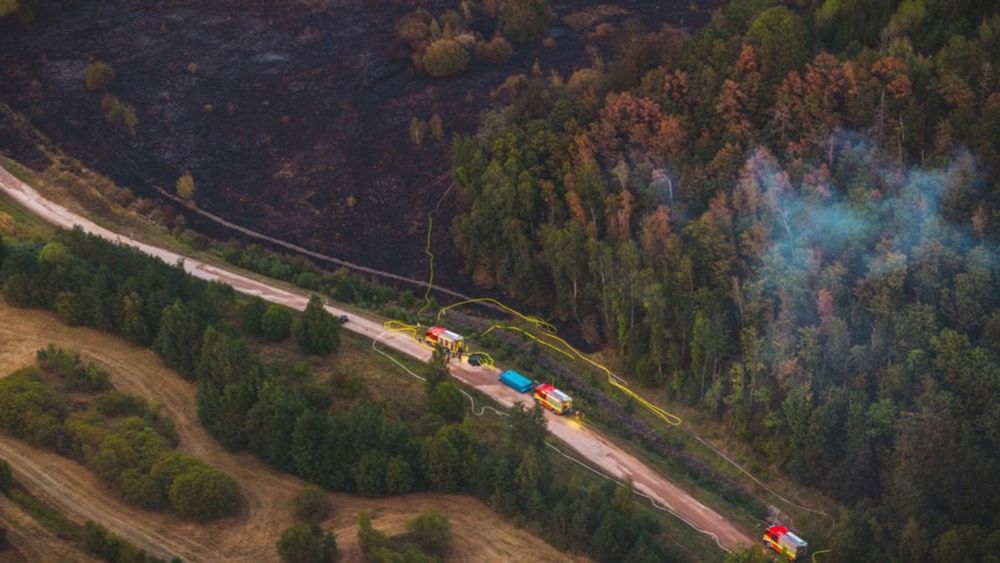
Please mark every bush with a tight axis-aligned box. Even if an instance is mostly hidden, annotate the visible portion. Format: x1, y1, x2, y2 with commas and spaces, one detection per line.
474, 34, 514, 64
422, 39, 470, 77
277, 523, 336, 563
0, 458, 11, 493
168, 466, 241, 520
262, 304, 293, 342
0, 368, 66, 447
291, 485, 331, 524
37, 345, 112, 393
84, 62, 115, 91
406, 511, 452, 557
96, 391, 148, 418
175, 172, 196, 200
101, 94, 138, 136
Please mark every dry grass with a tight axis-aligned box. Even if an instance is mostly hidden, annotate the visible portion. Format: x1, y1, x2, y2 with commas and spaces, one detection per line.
0, 303, 579, 562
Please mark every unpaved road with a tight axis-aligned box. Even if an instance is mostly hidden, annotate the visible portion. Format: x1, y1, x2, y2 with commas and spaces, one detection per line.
0, 165, 753, 551
0, 303, 578, 562
0, 494, 99, 563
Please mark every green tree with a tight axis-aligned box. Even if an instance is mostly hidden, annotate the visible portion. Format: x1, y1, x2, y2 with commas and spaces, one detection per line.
406, 511, 453, 557
120, 292, 150, 346
745, 7, 808, 85
291, 485, 331, 524
422, 39, 470, 77
55, 291, 87, 326
241, 296, 268, 336
261, 304, 293, 342
84, 62, 115, 91
154, 300, 202, 378
357, 512, 387, 557
38, 241, 72, 266
430, 380, 466, 422
295, 295, 339, 355
423, 348, 450, 395
176, 172, 196, 200
277, 523, 336, 563
384, 455, 413, 494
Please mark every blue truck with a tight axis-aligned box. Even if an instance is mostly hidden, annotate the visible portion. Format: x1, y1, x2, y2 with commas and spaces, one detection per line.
499, 369, 535, 393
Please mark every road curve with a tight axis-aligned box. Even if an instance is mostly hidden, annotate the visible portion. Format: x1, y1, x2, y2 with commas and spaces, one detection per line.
0, 165, 753, 552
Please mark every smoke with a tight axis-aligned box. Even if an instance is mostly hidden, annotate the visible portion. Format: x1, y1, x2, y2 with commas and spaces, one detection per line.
737, 130, 991, 291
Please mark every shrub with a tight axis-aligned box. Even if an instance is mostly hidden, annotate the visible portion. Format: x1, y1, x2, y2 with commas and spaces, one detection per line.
291, 485, 331, 524
37, 345, 112, 393
261, 304, 293, 342
406, 511, 452, 557
84, 62, 115, 91
474, 34, 513, 64
100, 94, 138, 136
175, 172, 196, 200
277, 523, 336, 563
429, 114, 444, 141
168, 466, 241, 520
0, 368, 66, 447
422, 39, 470, 77
490, 0, 553, 43
409, 118, 427, 146
96, 391, 148, 418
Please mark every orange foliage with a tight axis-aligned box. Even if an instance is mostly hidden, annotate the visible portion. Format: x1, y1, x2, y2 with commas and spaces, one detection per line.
589, 92, 685, 166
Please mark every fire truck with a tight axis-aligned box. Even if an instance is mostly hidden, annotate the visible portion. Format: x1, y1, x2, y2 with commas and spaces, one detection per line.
763, 525, 808, 560
423, 326, 465, 355
533, 383, 573, 414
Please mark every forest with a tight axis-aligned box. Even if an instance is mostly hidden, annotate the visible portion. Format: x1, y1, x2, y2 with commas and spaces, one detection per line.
450, 0, 1000, 560
0, 229, 678, 562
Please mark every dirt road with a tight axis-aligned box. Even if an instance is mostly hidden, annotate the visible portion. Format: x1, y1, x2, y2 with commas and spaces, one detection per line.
0, 303, 578, 562
0, 494, 99, 563
0, 165, 753, 551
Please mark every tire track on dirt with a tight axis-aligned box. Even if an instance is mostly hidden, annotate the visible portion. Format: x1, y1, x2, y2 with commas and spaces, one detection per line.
0, 494, 99, 563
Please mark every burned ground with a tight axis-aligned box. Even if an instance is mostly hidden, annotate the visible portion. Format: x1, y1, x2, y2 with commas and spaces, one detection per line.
0, 0, 706, 284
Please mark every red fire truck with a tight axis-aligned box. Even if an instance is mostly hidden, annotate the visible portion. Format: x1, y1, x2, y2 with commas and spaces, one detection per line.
533, 383, 573, 414
423, 326, 465, 355
763, 525, 808, 560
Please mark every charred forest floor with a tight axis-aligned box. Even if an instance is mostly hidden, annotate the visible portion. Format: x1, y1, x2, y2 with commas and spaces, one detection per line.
0, 0, 712, 289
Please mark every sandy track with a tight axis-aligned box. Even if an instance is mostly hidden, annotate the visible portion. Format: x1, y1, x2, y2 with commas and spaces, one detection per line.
0, 494, 99, 563
0, 304, 577, 562
0, 165, 752, 551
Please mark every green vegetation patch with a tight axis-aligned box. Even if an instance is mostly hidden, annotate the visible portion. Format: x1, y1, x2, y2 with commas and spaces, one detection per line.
0, 345, 240, 521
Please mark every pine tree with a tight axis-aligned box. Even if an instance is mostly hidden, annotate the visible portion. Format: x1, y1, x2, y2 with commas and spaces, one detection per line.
154, 300, 201, 378
295, 295, 339, 355
121, 292, 150, 346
